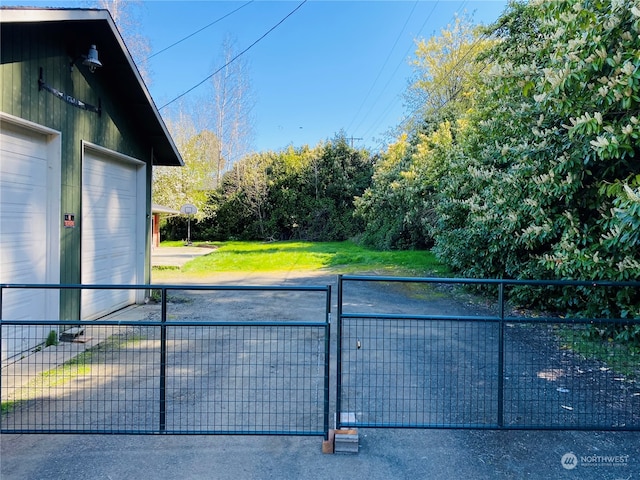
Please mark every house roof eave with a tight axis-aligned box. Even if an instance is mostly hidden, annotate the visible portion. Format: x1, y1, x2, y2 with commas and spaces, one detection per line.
1, 7, 184, 167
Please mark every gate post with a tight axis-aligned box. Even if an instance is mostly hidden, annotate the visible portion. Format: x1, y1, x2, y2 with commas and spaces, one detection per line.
497, 282, 505, 428
324, 285, 331, 441
336, 275, 343, 430
0, 286, 3, 405
159, 287, 167, 432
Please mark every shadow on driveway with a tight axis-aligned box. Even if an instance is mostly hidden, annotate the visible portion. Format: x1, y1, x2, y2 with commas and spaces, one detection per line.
1, 271, 638, 479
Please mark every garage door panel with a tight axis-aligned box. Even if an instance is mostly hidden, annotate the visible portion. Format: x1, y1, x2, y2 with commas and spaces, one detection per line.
1, 156, 48, 215
82, 290, 130, 318
109, 226, 135, 240
0, 184, 48, 212
1, 119, 60, 361
0, 161, 47, 189
86, 248, 135, 274
0, 126, 49, 286
84, 162, 134, 185
1, 124, 48, 151
0, 250, 46, 281
113, 197, 135, 209
81, 147, 143, 320
86, 256, 132, 277
2, 290, 48, 320
0, 207, 47, 230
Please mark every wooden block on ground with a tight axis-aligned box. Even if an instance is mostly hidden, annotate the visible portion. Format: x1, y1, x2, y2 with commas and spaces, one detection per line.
334, 429, 359, 454
322, 429, 336, 454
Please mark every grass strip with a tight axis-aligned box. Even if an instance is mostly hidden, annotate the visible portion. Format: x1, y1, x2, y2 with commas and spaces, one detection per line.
1, 333, 144, 415
157, 240, 448, 276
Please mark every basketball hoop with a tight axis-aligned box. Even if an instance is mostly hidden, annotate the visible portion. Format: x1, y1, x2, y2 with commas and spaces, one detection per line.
180, 204, 198, 245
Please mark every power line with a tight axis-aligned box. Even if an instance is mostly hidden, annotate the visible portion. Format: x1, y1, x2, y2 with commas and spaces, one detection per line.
396, 21, 498, 130
368, 12, 508, 152
353, 1, 440, 139
143, 1, 254, 62
159, 0, 308, 111
364, 2, 497, 143
346, 0, 420, 134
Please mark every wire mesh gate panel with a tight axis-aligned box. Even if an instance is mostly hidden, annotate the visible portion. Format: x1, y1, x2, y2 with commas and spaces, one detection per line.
0, 284, 331, 437
502, 320, 638, 429
337, 275, 640, 431
1, 324, 161, 433
162, 322, 328, 435
339, 316, 500, 427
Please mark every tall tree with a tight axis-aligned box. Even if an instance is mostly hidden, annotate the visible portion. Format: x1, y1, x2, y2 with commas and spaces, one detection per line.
152, 112, 214, 220
208, 36, 256, 185
238, 152, 271, 238
356, 16, 491, 250
404, 14, 493, 128
96, 0, 152, 83
203, 134, 373, 242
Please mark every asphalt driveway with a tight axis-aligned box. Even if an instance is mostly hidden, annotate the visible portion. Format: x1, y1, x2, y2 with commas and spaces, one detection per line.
1, 271, 638, 479
151, 245, 216, 267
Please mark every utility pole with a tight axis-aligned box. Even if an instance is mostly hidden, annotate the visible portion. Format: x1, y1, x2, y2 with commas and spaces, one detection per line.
347, 136, 363, 148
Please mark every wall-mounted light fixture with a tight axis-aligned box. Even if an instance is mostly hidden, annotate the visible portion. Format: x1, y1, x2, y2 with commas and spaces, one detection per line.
70, 44, 102, 73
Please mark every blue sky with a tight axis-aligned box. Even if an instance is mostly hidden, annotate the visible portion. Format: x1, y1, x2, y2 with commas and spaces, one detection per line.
6, 0, 508, 152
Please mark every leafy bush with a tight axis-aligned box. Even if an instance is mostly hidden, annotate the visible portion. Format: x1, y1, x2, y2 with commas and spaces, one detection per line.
202, 134, 373, 242
432, 0, 640, 321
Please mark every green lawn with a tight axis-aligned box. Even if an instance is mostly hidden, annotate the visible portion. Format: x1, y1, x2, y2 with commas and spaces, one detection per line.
157, 240, 449, 277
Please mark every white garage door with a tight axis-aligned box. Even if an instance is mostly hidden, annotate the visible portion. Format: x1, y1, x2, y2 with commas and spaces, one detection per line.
0, 116, 60, 360
81, 145, 145, 320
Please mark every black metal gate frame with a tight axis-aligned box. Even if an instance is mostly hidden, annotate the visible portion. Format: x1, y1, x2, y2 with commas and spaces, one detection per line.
4, 277, 640, 436
336, 275, 640, 431
0, 284, 332, 439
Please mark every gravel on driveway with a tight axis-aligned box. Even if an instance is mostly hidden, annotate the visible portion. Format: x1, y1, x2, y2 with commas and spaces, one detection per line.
1, 270, 638, 480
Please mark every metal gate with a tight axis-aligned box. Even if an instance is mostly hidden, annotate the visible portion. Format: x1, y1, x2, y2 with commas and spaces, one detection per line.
1, 284, 331, 438
4, 277, 639, 437
337, 275, 640, 431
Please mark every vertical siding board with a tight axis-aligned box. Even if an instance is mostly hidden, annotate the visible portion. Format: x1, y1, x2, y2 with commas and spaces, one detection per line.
71, 32, 81, 308
0, 25, 9, 111
36, 35, 46, 127
144, 150, 153, 284
13, 26, 23, 118
36, 30, 45, 120
25, 27, 36, 122
47, 37, 58, 144
0, 27, 11, 112
60, 44, 72, 315
11, 25, 20, 118
0, 33, 5, 111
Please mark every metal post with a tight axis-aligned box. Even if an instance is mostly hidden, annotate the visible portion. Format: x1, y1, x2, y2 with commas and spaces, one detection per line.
0, 287, 3, 408
323, 285, 331, 440
497, 282, 505, 428
336, 275, 343, 430
159, 287, 167, 432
